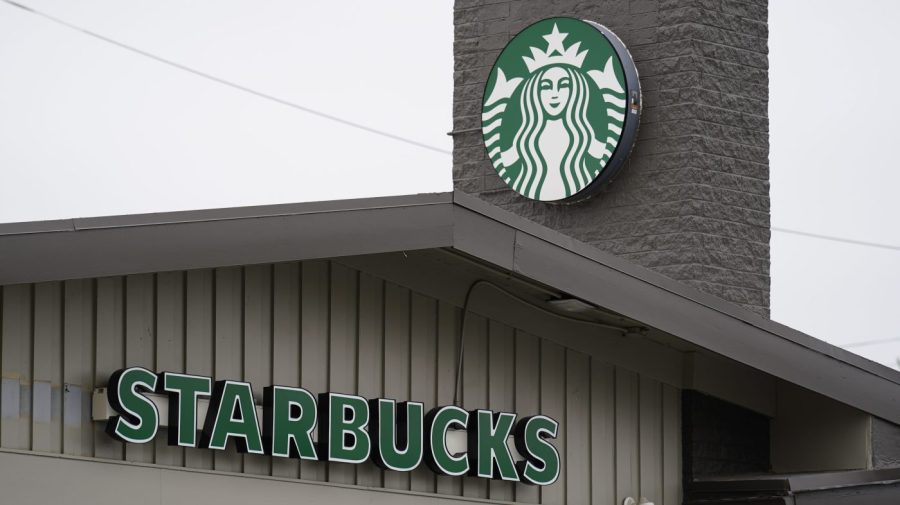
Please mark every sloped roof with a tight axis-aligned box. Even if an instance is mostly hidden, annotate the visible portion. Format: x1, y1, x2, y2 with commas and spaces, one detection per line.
2, 190, 899, 423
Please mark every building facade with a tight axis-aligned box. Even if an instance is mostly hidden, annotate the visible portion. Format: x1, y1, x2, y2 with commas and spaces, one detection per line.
1, 1, 900, 505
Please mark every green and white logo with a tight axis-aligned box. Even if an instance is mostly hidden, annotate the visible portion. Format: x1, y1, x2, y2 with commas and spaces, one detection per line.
482, 18, 640, 202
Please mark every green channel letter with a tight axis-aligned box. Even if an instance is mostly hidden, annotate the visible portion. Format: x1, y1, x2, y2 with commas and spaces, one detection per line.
200, 380, 264, 454
513, 415, 561, 485
369, 398, 424, 471
468, 409, 519, 481
262, 386, 318, 460
424, 406, 469, 476
318, 393, 370, 464
106, 367, 160, 444
159, 372, 212, 447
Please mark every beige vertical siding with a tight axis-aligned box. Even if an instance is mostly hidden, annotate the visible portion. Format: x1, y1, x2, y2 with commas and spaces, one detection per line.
155, 271, 185, 467
0, 260, 682, 504
185, 269, 214, 470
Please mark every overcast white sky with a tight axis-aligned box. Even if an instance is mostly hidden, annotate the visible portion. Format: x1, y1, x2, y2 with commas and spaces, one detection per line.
2, 1, 899, 370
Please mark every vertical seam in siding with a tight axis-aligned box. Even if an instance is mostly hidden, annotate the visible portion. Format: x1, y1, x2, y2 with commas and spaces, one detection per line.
90, 278, 97, 458
240, 267, 246, 382
325, 261, 332, 483
485, 320, 491, 502
613, 366, 618, 503
269, 263, 276, 477
89, 279, 96, 455
0, 285, 6, 444
28, 282, 35, 451
353, 268, 360, 397
122, 278, 127, 381
433, 295, 440, 495
380, 279, 386, 489
151, 274, 158, 465
181, 270, 189, 469
380, 279, 386, 404
181, 271, 188, 374
296, 263, 303, 481
588, 356, 593, 505
59, 281, 65, 454
240, 267, 246, 474
637, 372, 642, 498
0, 284, 3, 446
353, 267, 361, 486
210, 271, 217, 405
538, 337, 543, 505
511, 329, 518, 503
297, 262, 303, 381
407, 287, 412, 403
563, 347, 568, 505
326, 261, 332, 397
659, 381, 665, 505
212, 270, 224, 471
657, 382, 673, 505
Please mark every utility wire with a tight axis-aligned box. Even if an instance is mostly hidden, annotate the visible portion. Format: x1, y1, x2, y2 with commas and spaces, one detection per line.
0, 0, 452, 155
841, 337, 900, 349
773, 227, 900, 252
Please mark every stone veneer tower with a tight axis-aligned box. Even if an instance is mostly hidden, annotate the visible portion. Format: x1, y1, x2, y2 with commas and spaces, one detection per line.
453, 0, 770, 316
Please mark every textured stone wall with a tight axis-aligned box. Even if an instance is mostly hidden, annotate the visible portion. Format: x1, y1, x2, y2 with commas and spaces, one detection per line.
453, 0, 771, 316
872, 417, 900, 469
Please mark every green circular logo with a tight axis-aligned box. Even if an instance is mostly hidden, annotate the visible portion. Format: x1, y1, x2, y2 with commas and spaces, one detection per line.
482, 18, 640, 202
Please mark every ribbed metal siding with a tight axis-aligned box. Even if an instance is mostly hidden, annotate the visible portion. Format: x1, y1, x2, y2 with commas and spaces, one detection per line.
0, 260, 681, 504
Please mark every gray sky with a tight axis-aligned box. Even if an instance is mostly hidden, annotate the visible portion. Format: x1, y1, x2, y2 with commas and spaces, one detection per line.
0, 0, 453, 218
2, 1, 899, 369
769, 1, 900, 370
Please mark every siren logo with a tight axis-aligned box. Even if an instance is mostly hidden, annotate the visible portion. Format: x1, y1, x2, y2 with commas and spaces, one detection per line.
482, 18, 641, 202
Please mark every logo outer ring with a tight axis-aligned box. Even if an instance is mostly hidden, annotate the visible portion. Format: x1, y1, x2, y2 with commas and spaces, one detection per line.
564, 20, 642, 204
480, 18, 642, 205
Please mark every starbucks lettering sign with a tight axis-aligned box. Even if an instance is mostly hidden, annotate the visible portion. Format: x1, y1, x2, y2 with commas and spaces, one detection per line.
100, 367, 561, 486
482, 18, 641, 202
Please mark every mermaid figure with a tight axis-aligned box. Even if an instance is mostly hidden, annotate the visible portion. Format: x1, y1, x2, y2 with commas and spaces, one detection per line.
483, 23, 626, 201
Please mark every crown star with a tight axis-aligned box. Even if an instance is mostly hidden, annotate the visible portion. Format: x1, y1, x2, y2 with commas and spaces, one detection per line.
522, 23, 588, 73
543, 23, 568, 55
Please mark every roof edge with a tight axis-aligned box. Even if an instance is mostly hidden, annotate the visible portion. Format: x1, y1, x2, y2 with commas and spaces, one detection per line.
0, 193, 455, 285
451, 190, 900, 389
0, 192, 453, 236
1, 191, 899, 422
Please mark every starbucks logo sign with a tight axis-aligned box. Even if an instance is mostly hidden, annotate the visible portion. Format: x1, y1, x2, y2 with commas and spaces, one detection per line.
482, 18, 641, 202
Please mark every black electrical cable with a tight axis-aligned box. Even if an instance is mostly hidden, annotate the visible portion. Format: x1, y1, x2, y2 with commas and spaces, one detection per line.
451, 279, 638, 407
773, 227, 900, 252
841, 336, 900, 349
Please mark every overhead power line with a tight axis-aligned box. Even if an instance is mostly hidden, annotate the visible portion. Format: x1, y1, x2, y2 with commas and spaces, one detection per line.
841, 337, 900, 349
0, 0, 451, 155
773, 227, 900, 252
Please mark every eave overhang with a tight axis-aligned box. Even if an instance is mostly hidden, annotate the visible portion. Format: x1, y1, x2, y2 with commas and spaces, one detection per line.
2, 190, 899, 424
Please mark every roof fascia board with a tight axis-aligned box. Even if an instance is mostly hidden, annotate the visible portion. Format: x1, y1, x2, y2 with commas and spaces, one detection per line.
0, 193, 453, 236
450, 205, 516, 271
0, 194, 455, 285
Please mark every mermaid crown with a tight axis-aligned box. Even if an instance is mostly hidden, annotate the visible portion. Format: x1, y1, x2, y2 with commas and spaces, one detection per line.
523, 23, 588, 73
